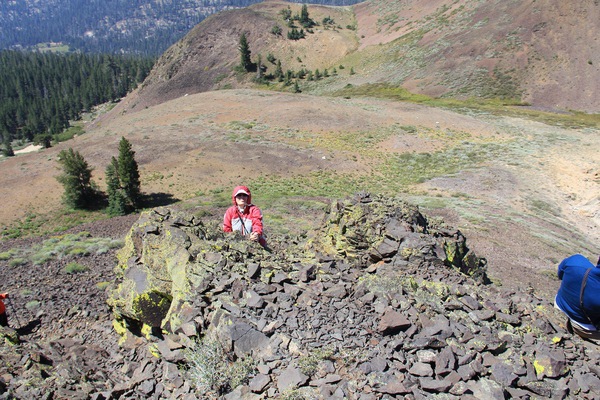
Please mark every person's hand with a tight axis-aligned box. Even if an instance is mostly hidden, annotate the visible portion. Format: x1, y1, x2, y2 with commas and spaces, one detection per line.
249, 232, 259, 242
1, 293, 7, 298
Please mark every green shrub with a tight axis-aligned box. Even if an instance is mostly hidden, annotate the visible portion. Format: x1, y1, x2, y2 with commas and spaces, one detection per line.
96, 281, 111, 290
2, 212, 45, 239
183, 336, 255, 394
107, 239, 124, 249
55, 125, 84, 142
401, 125, 418, 133
8, 258, 27, 267
28, 233, 123, 264
297, 347, 335, 376
25, 300, 41, 310
64, 262, 88, 274
96, 246, 110, 255
281, 390, 306, 400
31, 252, 54, 266
68, 246, 91, 256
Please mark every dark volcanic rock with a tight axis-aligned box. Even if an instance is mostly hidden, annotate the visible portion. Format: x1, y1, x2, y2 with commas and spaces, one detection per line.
1, 195, 599, 399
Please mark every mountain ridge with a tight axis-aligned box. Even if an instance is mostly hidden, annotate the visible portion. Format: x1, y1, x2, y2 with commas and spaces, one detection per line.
111, 0, 600, 115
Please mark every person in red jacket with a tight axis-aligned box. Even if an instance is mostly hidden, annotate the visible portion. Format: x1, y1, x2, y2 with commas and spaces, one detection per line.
223, 185, 266, 247
0, 293, 9, 327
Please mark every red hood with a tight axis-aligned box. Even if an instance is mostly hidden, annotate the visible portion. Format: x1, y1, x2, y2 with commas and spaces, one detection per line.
231, 185, 252, 205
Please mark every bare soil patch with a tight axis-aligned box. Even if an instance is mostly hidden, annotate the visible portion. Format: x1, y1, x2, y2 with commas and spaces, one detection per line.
13, 144, 42, 155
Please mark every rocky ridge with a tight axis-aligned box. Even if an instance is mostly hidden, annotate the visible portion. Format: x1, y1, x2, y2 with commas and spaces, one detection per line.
1, 194, 600, 399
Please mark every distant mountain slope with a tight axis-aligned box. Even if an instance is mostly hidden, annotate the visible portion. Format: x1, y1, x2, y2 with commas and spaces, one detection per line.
0, 0, 361, 55
351, 0, 600, 112
114, 0, 600, 113
114, 1, 358, 113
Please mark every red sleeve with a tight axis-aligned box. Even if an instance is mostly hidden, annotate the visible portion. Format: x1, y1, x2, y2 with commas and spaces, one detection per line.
249, 206, 264, 235
223, 207, 234, 232
0, 293, 7, 300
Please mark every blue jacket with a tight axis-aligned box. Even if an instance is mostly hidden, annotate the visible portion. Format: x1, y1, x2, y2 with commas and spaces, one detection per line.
556, 254, 600, 327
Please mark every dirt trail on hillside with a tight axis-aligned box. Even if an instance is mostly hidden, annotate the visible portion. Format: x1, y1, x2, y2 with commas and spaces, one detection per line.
0, 89, 598, 296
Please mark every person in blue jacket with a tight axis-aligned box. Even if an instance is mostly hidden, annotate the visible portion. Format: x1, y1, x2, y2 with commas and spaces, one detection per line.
555, 254, 600, 339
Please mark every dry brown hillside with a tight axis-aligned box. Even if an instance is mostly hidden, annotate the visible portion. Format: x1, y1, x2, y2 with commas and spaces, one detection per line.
109, 0, 600, 119
352, 0, 600, 112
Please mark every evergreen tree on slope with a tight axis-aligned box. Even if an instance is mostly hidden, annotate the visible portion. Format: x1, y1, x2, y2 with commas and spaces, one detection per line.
239, 33, 252, 72
106, 156, 128, 216
56, 148, 96, 209
117, 137, 141, 210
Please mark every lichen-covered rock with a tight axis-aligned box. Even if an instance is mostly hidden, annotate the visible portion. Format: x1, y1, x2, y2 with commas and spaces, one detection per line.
0, 326, 19, 346
108, 207, 270, 336
310, 193, 487, 282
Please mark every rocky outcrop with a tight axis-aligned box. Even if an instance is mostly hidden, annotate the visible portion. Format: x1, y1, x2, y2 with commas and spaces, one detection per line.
109, 194, 487, 339
101, 194, 600, 399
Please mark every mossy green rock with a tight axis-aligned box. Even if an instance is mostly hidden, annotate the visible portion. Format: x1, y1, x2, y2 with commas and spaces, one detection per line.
309, 193, 486, 281
108, 207, 268, 334
0, 325, 19, 345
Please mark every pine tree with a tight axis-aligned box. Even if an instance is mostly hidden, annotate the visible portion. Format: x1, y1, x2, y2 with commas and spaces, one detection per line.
3, 141, 14, 157
300, 4, 310, 25
56, 148, 96, 209
106, 157, 127, 216
271, 25, 282, 36
117, 137, 141, 209
239, 33, 252, 72
287, 28, 305, 40
275, 60, 284, 82
279, 6, 292, 21
256, 54, 263, 81
2, 134, 14, 157
299, 4, 314, 28
284, 70, 293, 86
34, 133, 52, 148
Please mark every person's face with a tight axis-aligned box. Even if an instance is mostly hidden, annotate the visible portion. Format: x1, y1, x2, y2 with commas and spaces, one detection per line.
235, 193, 248, 207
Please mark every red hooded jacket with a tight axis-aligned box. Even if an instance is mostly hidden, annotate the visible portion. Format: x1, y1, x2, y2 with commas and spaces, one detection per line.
223, 186, 266, 245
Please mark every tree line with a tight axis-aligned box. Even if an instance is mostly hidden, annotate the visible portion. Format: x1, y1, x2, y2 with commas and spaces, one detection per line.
56, 137, 141, 216
0, 50, 154, 153
0, 0, 224, 56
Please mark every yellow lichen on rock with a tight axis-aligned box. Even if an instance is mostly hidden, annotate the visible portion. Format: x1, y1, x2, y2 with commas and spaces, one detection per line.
533, 359, 546, 376
131, 291, 172, 328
